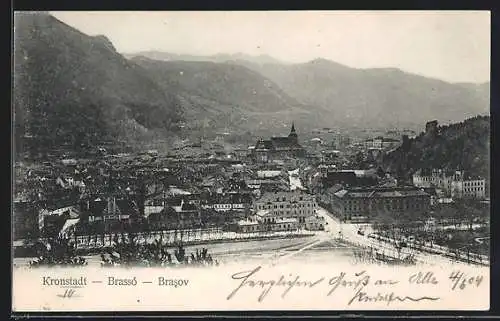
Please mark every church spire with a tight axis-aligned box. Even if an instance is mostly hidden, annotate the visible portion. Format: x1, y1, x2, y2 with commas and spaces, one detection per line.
288, 121, 298, 143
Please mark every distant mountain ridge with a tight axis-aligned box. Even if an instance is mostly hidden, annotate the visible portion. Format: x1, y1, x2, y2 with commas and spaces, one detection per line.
237, 59, 490, 129
124, 51, 287, 65
128, 51, 490, 129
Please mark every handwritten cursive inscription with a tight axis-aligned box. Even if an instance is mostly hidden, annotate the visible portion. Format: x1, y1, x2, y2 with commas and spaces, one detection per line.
409, 271, 439, 285
227, 266, 325, 302
226, 267, 465, 305
327, 271, 370, 296
57, 288, 78, 299
449, 271, 484, 291
348, 288, 440, 306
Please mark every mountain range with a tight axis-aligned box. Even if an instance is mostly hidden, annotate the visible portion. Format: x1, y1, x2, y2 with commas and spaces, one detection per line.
13, 13, 490, 157
129, 56, 319, 133
123, 51, 287, 65
235, 59, 490, 129
130, 51, 489, 129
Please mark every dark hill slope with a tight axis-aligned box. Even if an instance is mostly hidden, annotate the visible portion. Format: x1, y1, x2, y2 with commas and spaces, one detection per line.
14, 12, 182, 157
383, 116, 490, 180
131, 56, 317, 132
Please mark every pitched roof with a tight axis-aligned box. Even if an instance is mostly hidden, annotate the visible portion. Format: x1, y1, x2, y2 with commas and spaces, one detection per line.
115, 199, 139, 215
335, 186, 430, 199
255, 139, 274, 150
255, 209, 271, 217
257, 190, 314, 203
237, 219, 259, 226
270, 136, 293, 147
326, 184, 344, 194
203, 192, 252, 204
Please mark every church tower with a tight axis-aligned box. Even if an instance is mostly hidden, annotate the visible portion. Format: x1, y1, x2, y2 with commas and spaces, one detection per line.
288, 122, 298, 144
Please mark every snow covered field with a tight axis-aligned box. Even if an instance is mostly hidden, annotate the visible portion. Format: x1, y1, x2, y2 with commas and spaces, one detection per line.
14, 235, 355, 268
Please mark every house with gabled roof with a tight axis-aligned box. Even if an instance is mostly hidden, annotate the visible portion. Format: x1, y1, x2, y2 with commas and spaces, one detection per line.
86, 196, 138, 225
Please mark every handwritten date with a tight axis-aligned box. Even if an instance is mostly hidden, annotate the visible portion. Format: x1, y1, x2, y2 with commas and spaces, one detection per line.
449, 271, 483, 291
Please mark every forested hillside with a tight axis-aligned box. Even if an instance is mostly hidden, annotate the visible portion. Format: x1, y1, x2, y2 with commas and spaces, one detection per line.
383, 116, 490, 180
14, 12, 183, 158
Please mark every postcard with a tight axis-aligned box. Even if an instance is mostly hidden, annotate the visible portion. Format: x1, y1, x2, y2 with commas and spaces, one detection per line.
12, 10, 490, 312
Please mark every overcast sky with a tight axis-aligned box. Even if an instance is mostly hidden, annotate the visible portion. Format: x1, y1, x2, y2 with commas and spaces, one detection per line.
50, 11, 490, 84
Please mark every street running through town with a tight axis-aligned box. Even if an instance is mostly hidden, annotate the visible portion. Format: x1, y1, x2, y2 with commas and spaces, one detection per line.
314, 207, 485, 267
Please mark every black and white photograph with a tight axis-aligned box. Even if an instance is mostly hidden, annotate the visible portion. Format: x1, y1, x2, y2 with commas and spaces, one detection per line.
12, 10, 490, 311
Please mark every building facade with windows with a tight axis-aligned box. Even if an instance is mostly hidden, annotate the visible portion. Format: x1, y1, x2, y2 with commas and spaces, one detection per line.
412, 169, 459, 191
412, 169, 486, 199
200, 192, 253, 213
451, 178, 486, 199
324, 186, 430, 222
253, 190, 317, 225
229, 213, 299, 233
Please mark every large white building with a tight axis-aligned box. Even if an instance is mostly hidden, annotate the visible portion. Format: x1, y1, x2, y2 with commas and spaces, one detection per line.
253, 190, 317, 225
320, 185, 430, 222
412, 169, 486, 200
451, 178, 486, 199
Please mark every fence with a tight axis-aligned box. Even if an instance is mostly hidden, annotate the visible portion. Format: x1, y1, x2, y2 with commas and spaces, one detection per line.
340, 237, 408, 257
369, 232, 489, 266
71, 227, 314, 250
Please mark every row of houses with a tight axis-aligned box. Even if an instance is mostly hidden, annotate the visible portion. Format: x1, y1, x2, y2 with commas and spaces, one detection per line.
29, 187, 323, 238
